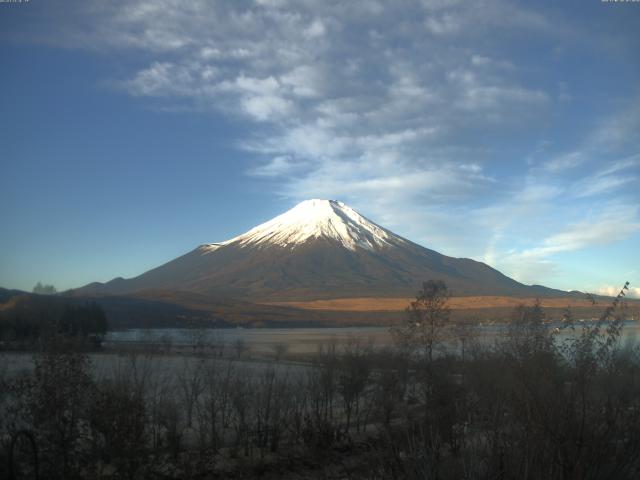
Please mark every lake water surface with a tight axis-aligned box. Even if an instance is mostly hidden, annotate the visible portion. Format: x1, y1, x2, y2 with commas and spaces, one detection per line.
105, 320, 640, 355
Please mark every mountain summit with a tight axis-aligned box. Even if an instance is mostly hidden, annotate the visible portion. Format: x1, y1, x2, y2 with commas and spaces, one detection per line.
203, 199, 404, 252
78, 200, 568, 300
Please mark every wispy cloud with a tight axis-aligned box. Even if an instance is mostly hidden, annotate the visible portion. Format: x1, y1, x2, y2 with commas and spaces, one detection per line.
487, 204, 640, 285
249, 156, 306, 177
542, 152, 585, 173
570, 155, 639, 198
521, 207, 640, 258
591, 97, 640, 153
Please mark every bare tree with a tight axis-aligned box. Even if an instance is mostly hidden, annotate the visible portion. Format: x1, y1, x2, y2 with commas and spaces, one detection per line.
24, 340, 94, 479
196, 359, 235, 452
392, 280, 451, 362
272, 342, 288, 362
452, 321, 477, 367
90, 377, 147, 480
234, 338, 247, 359
337, 339, 372, 433
177, 359, 205, 429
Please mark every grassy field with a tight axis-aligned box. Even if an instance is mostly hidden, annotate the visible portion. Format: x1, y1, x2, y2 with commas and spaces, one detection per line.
263, 295, 638, 311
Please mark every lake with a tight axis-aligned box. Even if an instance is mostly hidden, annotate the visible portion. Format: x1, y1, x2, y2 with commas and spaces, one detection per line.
105, 320, 640, 355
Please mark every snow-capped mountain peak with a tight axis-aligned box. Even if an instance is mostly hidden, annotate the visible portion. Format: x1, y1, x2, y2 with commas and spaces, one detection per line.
222, 199, 404, 251
77, 198, 563, 301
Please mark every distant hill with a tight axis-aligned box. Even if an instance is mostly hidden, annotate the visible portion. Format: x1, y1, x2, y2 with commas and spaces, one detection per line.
0, 287, 26, 304
0, 287, 403, 329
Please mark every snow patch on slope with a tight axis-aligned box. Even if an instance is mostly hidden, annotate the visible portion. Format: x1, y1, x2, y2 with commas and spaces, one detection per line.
199, 243, 222, 253
222, 199, 405, 251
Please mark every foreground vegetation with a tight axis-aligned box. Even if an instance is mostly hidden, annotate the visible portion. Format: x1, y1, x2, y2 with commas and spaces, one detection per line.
1, 283, 639, 479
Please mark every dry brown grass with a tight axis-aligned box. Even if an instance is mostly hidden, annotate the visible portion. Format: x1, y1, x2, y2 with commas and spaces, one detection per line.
261, 296, 633, 312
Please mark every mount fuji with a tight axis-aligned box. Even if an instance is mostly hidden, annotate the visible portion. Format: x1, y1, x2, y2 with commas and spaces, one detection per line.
77, 199, 568, 301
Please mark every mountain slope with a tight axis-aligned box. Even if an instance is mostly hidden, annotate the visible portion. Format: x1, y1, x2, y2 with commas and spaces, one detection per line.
77, 199, 570, 300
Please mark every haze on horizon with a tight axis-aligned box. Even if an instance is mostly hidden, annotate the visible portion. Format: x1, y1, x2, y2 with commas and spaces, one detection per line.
0, 0, 638, 297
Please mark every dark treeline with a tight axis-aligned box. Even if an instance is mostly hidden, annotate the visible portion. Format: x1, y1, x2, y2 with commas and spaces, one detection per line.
0, 295, 107, 348
32, 283, 57, 295
1, 283, 640, 479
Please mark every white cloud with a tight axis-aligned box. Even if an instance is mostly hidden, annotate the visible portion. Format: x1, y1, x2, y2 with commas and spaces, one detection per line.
241, 95, 293, 121
591, 97, 640, 152
280, 65, 324, 98
594, 285, 640, 299
249, 156, 304, 177
522, 211, 640, 257
459, 85, 549, 110
52, 0, 561, 137
572, 156, 639, 198
470, 55, 514, 70
125, 62, 195, 97
234, 75, 280, 95
543, 152, 585, 172
255, 0, 287, 8
304, 19, 326, 38
485, 205, 640, 285
421, 0, 556, 38
425, 13, 461, 35
600, 156, 640, 176
574, 176, 635, 198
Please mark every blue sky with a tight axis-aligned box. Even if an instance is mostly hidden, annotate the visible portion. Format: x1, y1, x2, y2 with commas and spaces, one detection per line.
1, 0, 639, 297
